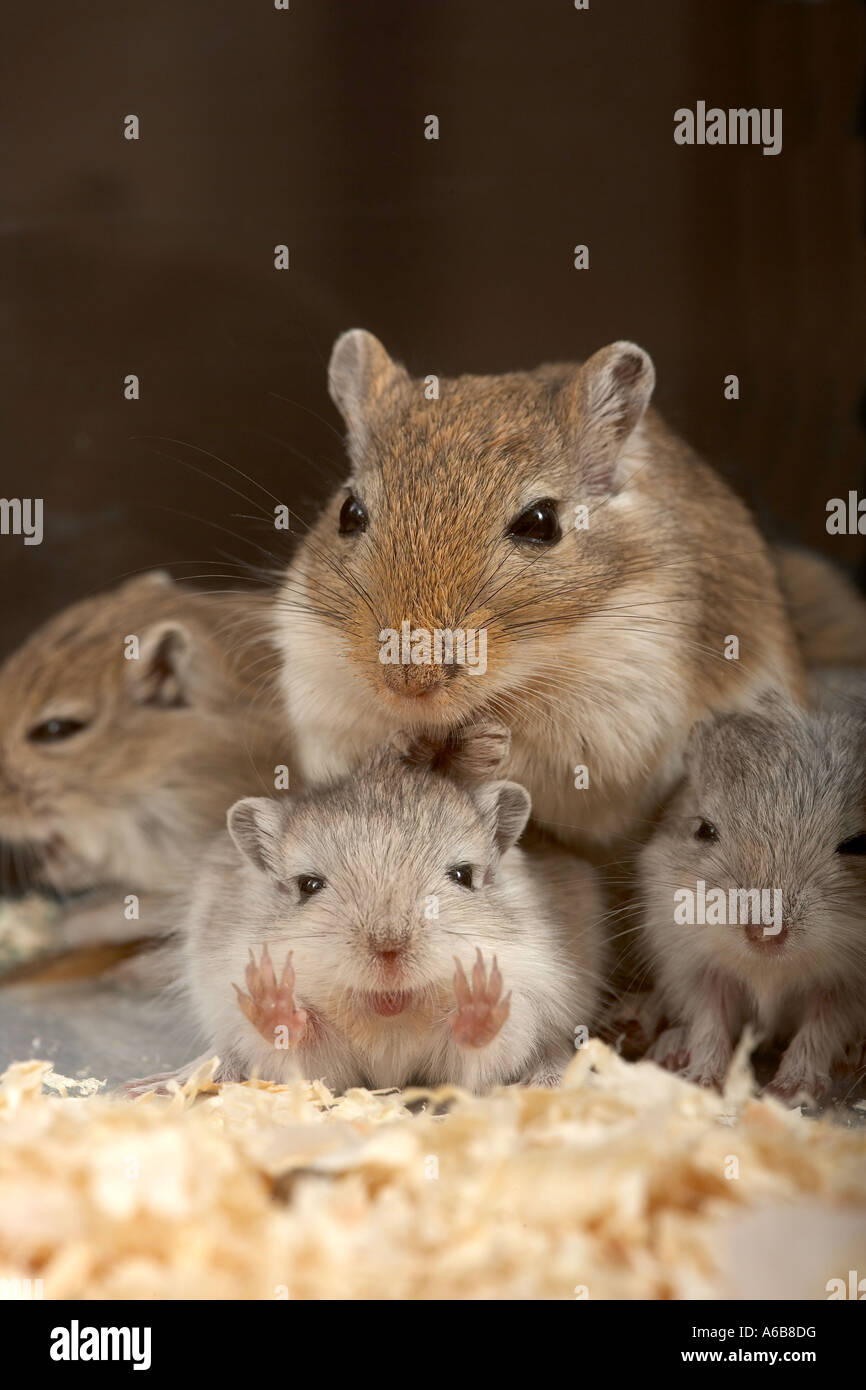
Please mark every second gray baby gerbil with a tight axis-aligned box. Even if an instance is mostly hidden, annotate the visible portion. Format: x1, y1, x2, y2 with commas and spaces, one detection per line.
640, 692, 866, 1101
133, 723, 605, 1095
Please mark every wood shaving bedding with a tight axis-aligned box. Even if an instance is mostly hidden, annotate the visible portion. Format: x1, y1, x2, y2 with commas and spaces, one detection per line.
0, 1040, 865, 1300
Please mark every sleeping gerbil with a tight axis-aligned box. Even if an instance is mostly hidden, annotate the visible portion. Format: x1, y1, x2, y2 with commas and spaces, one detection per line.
0, 571, 292, 944
639, 693, 866, 1102
276, 329, 805, 851
129, 722, 605, 1095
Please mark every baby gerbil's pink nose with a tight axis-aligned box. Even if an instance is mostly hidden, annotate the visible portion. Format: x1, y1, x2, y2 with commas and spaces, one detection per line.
370, 941, 407, 974
744, 920, 789, 950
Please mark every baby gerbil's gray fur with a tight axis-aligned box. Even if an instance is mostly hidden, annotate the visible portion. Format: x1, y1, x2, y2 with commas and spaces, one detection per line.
133, 723, 605, 1095
640, 691, 866, 1101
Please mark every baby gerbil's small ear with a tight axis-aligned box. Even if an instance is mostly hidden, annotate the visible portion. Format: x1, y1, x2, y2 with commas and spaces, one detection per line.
389, 720, 511, 783
127, 621, 192, 708
328, 329, 407, 439
227, 797, 288, 878
564, 341, 655, 493
473, 779, 532, 855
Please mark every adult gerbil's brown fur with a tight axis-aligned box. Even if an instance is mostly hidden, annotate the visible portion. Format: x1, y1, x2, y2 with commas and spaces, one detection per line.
0, 571, 292, 943
278, 330, 805, 850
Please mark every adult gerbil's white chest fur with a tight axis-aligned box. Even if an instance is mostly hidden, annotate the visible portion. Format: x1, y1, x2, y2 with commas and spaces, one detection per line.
140, 724, 605, 1095
277, 330, 803, 850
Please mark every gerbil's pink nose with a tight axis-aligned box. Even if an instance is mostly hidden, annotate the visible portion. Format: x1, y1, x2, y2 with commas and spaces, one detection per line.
381, 662, 452, 699
370, 938, 406, 962
744, 920, 789, 950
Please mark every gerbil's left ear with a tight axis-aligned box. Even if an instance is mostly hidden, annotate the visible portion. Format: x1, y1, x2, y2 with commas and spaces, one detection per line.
473, 780, 532, 855
227, 797, 289, 878
126, 621, 192, 708
328, 329, 408, 442
389, 720, 511, 783
562, 340, 655, 494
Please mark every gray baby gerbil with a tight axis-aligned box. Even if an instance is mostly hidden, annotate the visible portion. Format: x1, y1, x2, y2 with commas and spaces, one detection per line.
130, 723, 605, 1095
640, 692, 866, 1101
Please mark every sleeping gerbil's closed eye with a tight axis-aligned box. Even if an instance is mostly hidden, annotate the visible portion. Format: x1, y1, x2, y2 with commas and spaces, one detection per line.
338, 494, 368, 535
27, 716, 89, 744
694, 819, 718, 843
506, 499, 561, 545
837, 833, 866, 856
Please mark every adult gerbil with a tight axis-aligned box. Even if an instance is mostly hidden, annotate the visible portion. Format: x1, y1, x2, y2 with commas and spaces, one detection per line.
132, 722, 605, 1094
277, 329, 804, 851
639, 693, 866, 1101
0, 571, 292, 944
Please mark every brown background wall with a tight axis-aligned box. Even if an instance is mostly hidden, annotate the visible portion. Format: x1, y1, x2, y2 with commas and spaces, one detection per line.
2, 0, 863, 657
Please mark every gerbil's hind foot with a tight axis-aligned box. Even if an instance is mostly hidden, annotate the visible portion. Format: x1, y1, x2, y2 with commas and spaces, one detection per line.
234, 944, 308, 1050
603, 989, 665, 1059
450, 948, 511, 1049
647, 1026, 691, 1074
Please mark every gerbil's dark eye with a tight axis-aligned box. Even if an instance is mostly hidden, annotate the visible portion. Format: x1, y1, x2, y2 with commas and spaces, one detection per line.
506, 499, 561, 545
297, 874, 326, 896
447, 863, 474, 890
837, 833, 866, 856
338, 494, 368, 536
27, 717, 88, 744
694, 819, 718, 843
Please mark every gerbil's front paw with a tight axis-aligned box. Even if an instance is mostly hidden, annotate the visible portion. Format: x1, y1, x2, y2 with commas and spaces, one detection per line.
234, 945, 308, 1049
450, 949, 511, 1049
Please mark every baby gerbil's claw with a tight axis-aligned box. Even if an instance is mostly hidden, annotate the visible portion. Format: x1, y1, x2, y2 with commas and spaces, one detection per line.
471, 947, 486, 997
259, 941, 278, 993
279, 950, 296, 992
450, 949, 511, 1049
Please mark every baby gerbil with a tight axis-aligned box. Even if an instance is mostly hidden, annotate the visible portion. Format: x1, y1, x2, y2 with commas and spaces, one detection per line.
639, 692, 866, 1101
0, 571, 292, 944
277, 329, 804, 851
132, 722, 605, 1095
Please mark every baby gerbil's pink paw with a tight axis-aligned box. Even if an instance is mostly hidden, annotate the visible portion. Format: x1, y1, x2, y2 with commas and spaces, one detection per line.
450, 949, 511, 1049
765, 1067, 831, 1106
647, 1026, 691, 1074
234, 945, 308, 1049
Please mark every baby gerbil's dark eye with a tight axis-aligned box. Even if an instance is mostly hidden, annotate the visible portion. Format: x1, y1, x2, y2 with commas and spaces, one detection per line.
27, 717, 88, 744
447, 863, 474, 889
694, 819, 718, 843
506, 499, 561, 545
297, 874, 326, 895
338, 494, 368, 536
837, 833, 866, 856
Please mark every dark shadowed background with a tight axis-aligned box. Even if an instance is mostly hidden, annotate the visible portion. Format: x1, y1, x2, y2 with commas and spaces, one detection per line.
2, 0, 864, 658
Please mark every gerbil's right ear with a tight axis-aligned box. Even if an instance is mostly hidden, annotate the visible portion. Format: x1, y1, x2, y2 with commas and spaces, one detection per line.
126, 621, 192, 708
389, 720, 511, 783
562, 341, 655, 494
227, 797, 289, 878
328, 329, 408, 441
473, 780, 532, 856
